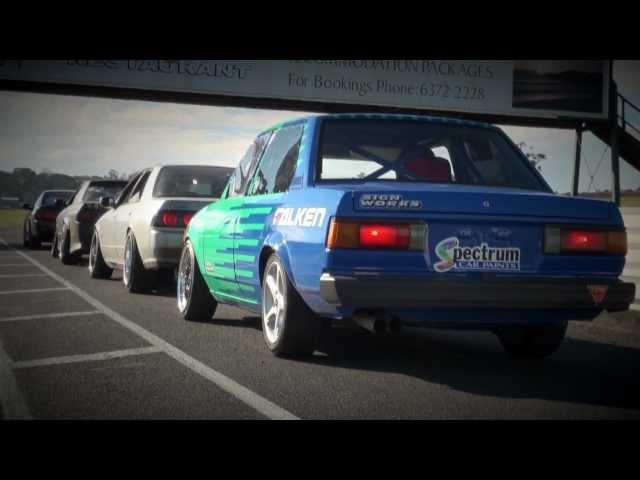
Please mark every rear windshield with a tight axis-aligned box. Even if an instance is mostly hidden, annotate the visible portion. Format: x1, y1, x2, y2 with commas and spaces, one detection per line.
318, 119, 548, 192
41, 191, 74, 207
83, 181, 127, 202
153, 166, 231, 199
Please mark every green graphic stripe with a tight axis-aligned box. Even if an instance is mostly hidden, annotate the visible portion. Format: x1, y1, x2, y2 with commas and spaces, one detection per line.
235, 269, 253, 278
209, 238, 259, 250
235, 207, 273, 218
212, 265, 254, 279
236, 223, 264, 233
213, 253, 255, 263
211, 266, 235, 279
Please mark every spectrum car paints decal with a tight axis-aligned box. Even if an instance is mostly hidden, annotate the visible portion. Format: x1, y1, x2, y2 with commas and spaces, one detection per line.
434, 236, 520, 273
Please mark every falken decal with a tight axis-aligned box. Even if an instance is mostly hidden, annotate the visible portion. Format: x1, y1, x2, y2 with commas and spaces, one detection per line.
434, 236, 520, 273
272, 207, 326, 227
359, 194, 422, 209
587, 285, 608, 305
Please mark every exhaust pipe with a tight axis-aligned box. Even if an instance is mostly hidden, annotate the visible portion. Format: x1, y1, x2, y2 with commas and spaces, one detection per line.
352, 310, 402, 334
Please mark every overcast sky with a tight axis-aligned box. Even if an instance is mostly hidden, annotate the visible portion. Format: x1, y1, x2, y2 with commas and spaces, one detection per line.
1, 60, 639, 194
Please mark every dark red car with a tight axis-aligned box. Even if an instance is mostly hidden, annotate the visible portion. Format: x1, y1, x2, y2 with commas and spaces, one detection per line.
23, 190, 75, 249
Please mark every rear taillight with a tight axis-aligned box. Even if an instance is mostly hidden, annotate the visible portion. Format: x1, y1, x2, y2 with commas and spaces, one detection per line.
35, 209, 58, 221
545, 227, 627, 255
161, 212, 178, 227
327, 219, 425, 250
154, 210, 194, 228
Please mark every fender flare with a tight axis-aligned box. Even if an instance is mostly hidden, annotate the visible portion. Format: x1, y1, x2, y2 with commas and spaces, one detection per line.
260, 231, 296, 289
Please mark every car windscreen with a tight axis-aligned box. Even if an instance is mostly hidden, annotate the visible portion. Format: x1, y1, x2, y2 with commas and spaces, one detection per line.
318, 119, 549, 192
153, 166, 231, 199
83, 182, 127, 203
41, 191, 74, 207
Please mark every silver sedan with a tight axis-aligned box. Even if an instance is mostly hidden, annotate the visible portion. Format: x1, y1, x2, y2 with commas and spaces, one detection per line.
88, 164, 232, 293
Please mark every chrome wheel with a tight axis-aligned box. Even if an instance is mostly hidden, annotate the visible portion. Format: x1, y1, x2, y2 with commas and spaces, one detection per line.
262, 260, 286, 345
123, 235, 132, 286
177, 243, 194, 313
89, 233, 98, 273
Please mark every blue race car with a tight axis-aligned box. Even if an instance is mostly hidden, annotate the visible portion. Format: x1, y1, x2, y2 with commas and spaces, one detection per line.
177, 114, 634, 358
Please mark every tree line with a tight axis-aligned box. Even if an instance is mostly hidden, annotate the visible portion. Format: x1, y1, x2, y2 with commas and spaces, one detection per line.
0, 168, 130, 205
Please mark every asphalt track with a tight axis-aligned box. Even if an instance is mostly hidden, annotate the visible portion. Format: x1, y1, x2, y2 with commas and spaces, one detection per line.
1, 225, 639, 420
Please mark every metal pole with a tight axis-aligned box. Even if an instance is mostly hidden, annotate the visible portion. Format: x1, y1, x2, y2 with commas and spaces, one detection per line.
571, 124, 583, 196
610, 81, 621, 206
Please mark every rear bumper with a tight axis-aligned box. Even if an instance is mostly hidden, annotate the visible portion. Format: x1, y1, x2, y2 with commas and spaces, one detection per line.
319, 274, 635, 312
144, 228, 183, 270
34, 221, 55, 240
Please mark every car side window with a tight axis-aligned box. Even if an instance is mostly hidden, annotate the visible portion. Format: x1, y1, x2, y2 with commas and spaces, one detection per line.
228, 132, 273, 198
246, 125, 303, 196
126, 171, 151, 204
114, 173, 143, 208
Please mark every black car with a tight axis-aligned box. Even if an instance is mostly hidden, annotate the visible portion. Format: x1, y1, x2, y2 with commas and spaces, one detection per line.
23, 190, 76, 249
51, 180, 127, 264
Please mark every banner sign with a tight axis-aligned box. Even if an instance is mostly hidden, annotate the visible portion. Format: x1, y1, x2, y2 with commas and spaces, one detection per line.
0, 60, 610, 120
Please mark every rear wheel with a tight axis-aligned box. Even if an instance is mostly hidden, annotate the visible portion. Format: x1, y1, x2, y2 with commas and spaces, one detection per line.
88, 231, 113, 279
123, 231, 151, 293
26, 223, 40, 249
261, 254, 320, 357
50, 233, 59, 258
22, 222, 29, 248
60, 229, 79, 265
177, 240, 217, 321
496, 321, 567, 359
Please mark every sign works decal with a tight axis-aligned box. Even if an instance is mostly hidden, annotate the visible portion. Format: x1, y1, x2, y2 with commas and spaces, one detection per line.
359, 194, 422, 209
434, 236, 520, 273
272, 207, 326, 227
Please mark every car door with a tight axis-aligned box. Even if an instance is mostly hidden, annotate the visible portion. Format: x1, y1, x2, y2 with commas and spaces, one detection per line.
112, 169, 152, 263
99, 172, 141, 263
234, 124, 304, 299
200, 133, 271, 304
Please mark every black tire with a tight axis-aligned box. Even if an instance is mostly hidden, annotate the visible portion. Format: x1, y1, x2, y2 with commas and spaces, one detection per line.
496, 321, 568, 359
88, 231, 113, 279
261, 254, 320, 357
50, 232, 59, 258
26, 223, 40, 249
123, 231, 152, 293
23, 222, 29, 248
59, 229, 79, 265
177, 240, 217, 322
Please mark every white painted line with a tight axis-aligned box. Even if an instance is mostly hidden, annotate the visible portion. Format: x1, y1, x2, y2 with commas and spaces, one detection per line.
13, 346, 163, 369
0, 274, 48, 278
0, 338, 32, 419
0, 287, 69, 295
0, 310, 102, 323
0, 238, 299, 420
0, 264, 39, 267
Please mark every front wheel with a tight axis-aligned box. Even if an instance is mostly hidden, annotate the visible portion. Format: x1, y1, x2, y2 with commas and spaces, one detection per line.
50, 232, 59, 258
496, 321, 568, 359
88, 231, 113, 279
177, 240, 217, 321
60, 229, 79, 265
23, 222, 29, 248
261, 254, 320, 357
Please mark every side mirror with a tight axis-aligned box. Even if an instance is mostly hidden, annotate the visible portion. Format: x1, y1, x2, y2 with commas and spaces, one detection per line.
22, 203, 32, 210
99, 196, 113, 208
